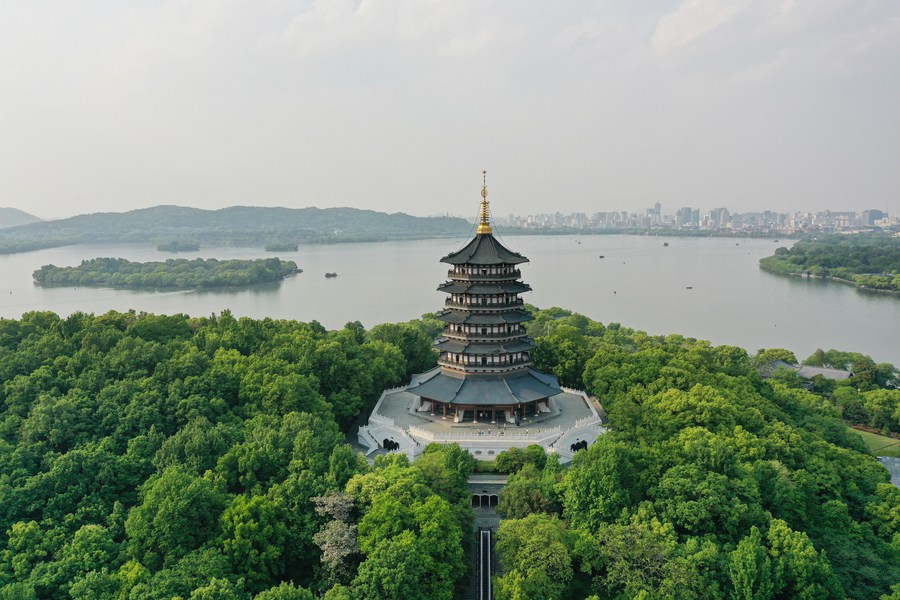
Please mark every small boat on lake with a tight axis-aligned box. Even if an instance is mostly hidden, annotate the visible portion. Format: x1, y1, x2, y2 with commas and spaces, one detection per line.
325, 272, 337, 278
686, 286, 693, 290
663, 242, 669, 247
599, 255, 605, 259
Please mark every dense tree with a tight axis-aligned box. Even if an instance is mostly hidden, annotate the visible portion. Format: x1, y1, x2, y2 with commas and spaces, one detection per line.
221, 494, 289, 592
494, 444, 548, 474
351, 530, 430, 600
254, 582, 315, 600
1, 306, 898, 598
520, 306, 899, 599
33, 257, 299, 290
729, 527, 774, 600
125, 467, 228, 570
752, 348, 799, 368
0, 309, 432, 595
498, 462, 562, 518
367, 322, 437, 378
494, 514, 573, 600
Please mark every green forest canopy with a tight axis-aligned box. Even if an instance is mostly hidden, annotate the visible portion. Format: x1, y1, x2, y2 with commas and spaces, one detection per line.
33, 258, 299, 290
759, 234, 900, 291
0, 307, 896, 599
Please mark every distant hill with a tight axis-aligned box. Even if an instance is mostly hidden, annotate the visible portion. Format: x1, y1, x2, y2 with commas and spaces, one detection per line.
0, 205, 473, 254
0, 207, 41, 230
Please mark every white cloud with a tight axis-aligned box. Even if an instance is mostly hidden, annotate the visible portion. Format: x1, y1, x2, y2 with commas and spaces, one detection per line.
651, 0, 752, 53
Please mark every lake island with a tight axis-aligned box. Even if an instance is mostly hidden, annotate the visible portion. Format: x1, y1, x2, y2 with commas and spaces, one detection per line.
33, 257, 299, 290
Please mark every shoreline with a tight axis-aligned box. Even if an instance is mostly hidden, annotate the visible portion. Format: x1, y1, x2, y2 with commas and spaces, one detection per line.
0, 230, 798, 257
759, 267, 900, 296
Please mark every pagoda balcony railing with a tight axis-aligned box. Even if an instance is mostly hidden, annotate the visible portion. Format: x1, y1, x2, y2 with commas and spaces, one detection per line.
442, 331, 527, 342
444, 299, 524, 310
448, 269, 521, 281
438, 358, 531, 373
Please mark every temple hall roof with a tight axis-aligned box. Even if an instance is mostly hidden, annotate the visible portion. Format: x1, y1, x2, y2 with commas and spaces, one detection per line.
406, 366, 560, 406
440, 233, 529, 266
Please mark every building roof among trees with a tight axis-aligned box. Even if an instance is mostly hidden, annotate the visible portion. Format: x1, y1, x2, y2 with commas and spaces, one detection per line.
760, 359, 853, 380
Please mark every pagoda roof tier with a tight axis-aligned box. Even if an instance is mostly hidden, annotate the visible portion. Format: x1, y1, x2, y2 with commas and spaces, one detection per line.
437, 281, 532, 295
434, 337, 535, 354
440, 233, 528, 266
436, 309, 533, 325
406, 366, 560, 407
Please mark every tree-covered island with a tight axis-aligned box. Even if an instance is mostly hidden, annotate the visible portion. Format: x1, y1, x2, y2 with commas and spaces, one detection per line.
760, 234, 900, 292
33, 257, 299, 290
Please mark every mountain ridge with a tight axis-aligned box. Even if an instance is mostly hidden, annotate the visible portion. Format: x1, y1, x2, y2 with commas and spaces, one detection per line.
0, 207, 41, 230
0, 204, 473, 254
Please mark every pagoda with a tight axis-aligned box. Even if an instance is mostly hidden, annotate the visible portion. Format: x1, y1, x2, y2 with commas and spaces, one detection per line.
404, 172, 561, 425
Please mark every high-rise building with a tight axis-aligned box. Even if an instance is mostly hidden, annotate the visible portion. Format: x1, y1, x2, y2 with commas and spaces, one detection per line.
862, 209, 886, 226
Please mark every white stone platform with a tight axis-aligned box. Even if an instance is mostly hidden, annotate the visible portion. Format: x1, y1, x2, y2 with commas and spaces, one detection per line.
358, 385, 607, 463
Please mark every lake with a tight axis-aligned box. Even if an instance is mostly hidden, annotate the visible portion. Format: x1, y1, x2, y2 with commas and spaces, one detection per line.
0, 235, 897, 365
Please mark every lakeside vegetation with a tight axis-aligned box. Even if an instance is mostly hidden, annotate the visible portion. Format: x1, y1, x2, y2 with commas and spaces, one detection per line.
760, 234, 900, 292
157, 242, 200, 253
264, 243, 299, 252
0, 307, 896, 598
33, 258, 299, 290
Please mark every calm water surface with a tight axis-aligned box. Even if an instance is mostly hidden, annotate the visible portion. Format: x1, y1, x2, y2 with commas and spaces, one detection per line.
0, 235, 897, 365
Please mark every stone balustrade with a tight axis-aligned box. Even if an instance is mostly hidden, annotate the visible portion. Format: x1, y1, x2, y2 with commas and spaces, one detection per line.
408, 425, 561, 442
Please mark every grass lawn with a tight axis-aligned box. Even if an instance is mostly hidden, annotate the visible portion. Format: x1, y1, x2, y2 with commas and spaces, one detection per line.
850, 427, 900, 458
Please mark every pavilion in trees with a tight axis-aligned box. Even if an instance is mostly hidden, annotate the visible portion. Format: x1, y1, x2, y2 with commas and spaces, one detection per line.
360, 173, 606, 462
405, 173, 561, 425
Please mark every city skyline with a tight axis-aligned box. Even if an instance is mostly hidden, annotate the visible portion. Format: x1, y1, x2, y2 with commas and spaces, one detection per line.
2, 1, 899, 219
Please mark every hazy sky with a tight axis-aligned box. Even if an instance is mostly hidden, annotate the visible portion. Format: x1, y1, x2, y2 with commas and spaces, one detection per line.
1, 1, 898, 220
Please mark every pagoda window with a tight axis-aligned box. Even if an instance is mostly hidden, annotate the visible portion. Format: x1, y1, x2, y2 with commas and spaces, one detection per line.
481, 328, 487, 335
481, 357, 487, 366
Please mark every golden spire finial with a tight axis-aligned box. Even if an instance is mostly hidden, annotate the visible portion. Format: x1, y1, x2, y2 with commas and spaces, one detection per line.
477, 169, 492, 234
